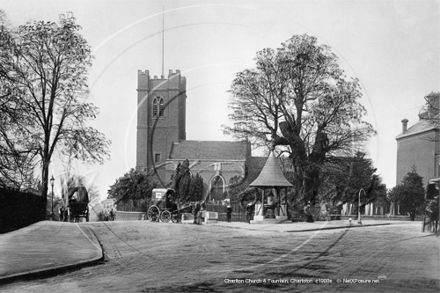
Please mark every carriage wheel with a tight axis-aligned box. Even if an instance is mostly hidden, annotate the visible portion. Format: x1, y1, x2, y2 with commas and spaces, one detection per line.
147, 206, 160, 221
160, 210, 171, 223
171, 212, 180, 223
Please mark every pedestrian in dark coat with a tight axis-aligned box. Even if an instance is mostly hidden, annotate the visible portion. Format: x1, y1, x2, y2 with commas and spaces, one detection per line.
59, 206, 65, 222
246, 203, 254, 224
193, 202, 201, 224
226, 205, 232, 222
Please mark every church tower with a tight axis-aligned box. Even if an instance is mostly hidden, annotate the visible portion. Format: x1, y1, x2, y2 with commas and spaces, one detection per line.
136, 69, 186, 177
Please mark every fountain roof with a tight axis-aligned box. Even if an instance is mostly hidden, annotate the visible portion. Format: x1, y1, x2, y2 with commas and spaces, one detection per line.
249, 151, 293, 188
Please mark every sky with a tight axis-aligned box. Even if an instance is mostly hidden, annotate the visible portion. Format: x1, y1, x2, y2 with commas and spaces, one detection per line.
2, 0, 439, 201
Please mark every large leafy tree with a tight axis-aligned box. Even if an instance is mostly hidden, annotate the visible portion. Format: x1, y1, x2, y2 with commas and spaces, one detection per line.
319, 152, 387, 209
107, 168, 158, 205
224, 34, 375, 204
0, 12, 110, 218
388, 166, 425, 220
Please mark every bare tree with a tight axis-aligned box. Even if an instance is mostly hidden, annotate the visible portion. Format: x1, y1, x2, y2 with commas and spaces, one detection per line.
418, 92, 439, 142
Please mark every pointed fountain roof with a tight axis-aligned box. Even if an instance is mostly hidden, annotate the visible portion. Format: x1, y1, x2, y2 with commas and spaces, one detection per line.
249, 151, 293, 187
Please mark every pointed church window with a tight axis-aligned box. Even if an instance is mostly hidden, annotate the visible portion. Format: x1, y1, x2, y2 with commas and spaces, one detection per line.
153, 98, 158, 117
159, 98, 164, 116
153, 97, 165, 118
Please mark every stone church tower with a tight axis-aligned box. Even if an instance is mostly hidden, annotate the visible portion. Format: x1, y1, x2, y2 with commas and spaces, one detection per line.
136, 69, 186, 177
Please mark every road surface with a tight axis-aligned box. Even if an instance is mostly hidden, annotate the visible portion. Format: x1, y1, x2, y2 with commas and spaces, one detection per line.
1, 221, 439, 292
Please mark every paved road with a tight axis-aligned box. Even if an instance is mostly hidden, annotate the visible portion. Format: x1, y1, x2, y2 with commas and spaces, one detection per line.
1, 221, 439, 292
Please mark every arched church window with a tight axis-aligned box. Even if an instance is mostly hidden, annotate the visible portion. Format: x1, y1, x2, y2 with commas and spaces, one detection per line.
210, 176, 224, 202
152, 97, 164, 117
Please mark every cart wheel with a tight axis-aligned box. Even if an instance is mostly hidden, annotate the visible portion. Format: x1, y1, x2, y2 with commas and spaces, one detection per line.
171, 212, 180, 223
160, 210, 171, 223
147, 206, 160, 221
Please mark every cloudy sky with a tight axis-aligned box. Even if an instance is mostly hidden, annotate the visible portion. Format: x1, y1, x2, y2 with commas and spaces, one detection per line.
2, 0, 439, 200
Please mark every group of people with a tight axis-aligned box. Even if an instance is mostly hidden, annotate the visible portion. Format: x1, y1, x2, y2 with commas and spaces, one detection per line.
101, 209, 116, 221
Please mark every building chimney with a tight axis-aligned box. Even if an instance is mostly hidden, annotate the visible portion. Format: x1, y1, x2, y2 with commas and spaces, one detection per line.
401, 118, 408, 133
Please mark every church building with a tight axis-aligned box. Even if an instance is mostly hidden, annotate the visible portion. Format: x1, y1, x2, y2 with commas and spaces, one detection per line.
135, 69, 266, 201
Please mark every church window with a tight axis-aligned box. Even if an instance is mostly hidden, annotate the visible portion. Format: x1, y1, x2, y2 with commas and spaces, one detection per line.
152, 97, 164, 117
155, 153, 161, 163
210, 176, 224, 202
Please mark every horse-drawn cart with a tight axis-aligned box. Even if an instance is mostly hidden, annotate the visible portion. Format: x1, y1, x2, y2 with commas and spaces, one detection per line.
66, 187, 89, 222
147, 189, 193, 223
422, 178, 439, 235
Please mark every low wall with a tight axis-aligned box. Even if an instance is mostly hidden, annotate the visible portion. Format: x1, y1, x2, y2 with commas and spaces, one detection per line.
115, 211, 145, 221
181, 212, 219, 224
201, 211, 218, 224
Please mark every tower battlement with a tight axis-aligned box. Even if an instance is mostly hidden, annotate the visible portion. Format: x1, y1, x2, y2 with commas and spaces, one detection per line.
138, 69, 181, 80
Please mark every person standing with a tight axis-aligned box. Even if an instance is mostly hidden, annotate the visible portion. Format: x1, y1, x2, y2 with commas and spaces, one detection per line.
59, 205, 65, 222
193, 201, 201, 225
226, 204, 232, 223
304, 202, 314, 223
246, 203, 254, 224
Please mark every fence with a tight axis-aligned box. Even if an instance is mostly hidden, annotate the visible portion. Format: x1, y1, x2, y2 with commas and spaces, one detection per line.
116, 199, 149, 212
115, 211, 146, 221
0, 188, 46, 233
205, 202, 248, 222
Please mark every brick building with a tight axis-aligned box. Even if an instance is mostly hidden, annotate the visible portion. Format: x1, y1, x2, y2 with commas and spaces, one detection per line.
136, 69, 266, 201
396, 92, 440, 185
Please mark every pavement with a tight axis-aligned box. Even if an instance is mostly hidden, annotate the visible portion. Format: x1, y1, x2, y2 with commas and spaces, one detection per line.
0, 218, 412, 283
0, 221, 103, 283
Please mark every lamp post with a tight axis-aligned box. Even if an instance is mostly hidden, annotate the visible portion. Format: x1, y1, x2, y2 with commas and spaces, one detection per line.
50, 175, 55, 221
358, 188, 365, 225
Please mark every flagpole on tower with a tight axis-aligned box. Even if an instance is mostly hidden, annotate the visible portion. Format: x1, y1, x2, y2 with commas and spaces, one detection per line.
162, 6, 165, 77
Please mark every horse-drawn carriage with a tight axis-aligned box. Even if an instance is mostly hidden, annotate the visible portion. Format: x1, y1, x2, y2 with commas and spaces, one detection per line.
147, 188, 193, 223
65, 187, 89, 222
422, 178, 439, 235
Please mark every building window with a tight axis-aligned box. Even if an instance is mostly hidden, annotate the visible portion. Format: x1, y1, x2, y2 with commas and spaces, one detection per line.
155, 153, 161, 163
210, 176, 224, 202
152, 97, 164, 118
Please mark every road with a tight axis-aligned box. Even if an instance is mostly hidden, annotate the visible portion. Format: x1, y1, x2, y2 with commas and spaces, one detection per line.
1, 221, 439, 292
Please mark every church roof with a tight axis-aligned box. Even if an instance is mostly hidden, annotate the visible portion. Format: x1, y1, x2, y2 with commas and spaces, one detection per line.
249, 151, 293, 187
396, 119, 438, 140
248, 156, 267, 173
169, 140, 249, 160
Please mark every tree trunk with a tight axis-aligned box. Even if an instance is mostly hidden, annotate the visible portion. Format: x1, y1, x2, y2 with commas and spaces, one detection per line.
40, 159, 50, 220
